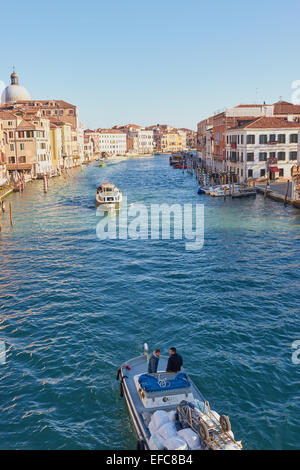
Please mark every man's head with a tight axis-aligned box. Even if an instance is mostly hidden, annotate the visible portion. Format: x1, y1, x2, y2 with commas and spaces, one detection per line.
169, 347, 176, 355
155, 349, 160, 357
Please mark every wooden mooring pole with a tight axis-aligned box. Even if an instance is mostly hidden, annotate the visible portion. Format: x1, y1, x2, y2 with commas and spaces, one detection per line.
284, 180, 290, 205
9, 202, 13, 227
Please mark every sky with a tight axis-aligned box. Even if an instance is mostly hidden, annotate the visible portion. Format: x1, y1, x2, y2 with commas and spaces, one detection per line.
1, 0, 300, 130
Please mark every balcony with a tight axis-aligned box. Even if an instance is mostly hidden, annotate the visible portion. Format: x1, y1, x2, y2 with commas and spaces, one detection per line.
6, 163, 33, 171
268, 141, 278, 145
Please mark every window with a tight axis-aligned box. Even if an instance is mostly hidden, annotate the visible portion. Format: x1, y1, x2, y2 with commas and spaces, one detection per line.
18, 131, 25, 138
259, 135, 268, 144
241, 135, 244, 145
20, 143, 25, 150
247, 153, 254, 161
241, 152, 243, 162
248, 169, 253, 178
290, 134, 298, 143
19, 156, 26, 163
278, 134, 286, 143
259, 152, 267, 161
26, 131, 33, 138
241, 169, 243, 177
279, 169, 284, 177
10, 144, 14, 151
8, 121, 12, 126
277, 152, 286, 161
260, 169, 266, 177
9, 131, 13, 138
9, 156, 15, 163
247, 135, 255, 144
290, 151, 297, 160
269, 134, 276, 142
270, 152, 276, 159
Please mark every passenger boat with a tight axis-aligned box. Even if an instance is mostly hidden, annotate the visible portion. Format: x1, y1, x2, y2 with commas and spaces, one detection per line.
117, 344, 242, 450
95, 182, 122, 206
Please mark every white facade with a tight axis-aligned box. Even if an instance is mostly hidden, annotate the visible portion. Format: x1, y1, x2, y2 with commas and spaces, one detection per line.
177, 130, 187, 150
226, 126, 300, 181
131, 128, 154, 154
98, 131, 127, 155
36, 120, 52, 176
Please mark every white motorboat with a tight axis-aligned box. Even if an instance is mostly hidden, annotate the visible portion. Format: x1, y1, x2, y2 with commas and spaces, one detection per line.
210, 184, 241, 197
95, 182, 122, 206
117, 344, 242, 450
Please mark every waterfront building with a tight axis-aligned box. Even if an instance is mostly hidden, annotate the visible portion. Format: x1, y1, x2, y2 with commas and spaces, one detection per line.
50, 122, 63, 174
178, 128, 197, 150
84, 134, 94, 163
177, 129, 187, 149
84, 130, 100, 155
156, 131, 183, 153
96, 129, 127, 156
226, 117, 300, 181
0, 119, 7, 188
47, 117, 73, 170
125, 125, 154, 154
197, 101, 300, 172
197, 104, 274, 171
2, 112, 52, 179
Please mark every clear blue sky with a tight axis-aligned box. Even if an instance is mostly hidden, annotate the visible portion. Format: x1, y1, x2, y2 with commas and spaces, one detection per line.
1, 0, 299, 130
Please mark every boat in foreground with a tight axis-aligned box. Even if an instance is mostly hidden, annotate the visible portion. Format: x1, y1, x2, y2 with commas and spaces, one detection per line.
117, 344, 242, 450
95, 182, 122, 206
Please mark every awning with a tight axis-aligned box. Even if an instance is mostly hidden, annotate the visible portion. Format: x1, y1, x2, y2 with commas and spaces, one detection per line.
270, 166, 280, 172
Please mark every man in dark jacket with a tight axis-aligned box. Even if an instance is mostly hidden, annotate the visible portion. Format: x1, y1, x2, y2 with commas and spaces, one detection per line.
148, 349, 160, 373
166, 347, 183, 373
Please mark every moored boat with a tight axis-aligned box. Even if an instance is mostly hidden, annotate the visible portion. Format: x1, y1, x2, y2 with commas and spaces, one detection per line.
117, 344, 242, 450
95, 182, 122, 206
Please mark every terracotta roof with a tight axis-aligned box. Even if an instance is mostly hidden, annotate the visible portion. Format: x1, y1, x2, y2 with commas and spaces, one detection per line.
46, 116, 70, 126
273, 100, 300, 114
0, 111, 18, 120
96, 128, 126, 134
16, 119, 44, 129
228, 116, 300, 130
235, 104, 270, 108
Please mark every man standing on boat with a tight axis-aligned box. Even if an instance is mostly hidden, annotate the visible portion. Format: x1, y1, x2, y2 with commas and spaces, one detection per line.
148, 349, 160, 373
166, 347, 183, 373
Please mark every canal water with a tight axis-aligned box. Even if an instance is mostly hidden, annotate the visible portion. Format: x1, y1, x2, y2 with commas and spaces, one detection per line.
0, 155, 299, 449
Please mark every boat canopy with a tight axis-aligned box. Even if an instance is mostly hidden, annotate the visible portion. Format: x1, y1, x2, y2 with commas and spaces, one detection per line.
138, 372, 190, 392
99, 183, 117, 192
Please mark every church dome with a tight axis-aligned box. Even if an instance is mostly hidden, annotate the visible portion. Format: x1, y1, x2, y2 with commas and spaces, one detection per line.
1, 70, 30, 104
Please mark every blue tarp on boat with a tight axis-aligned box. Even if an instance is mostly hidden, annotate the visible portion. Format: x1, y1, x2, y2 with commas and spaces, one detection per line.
138, 372, 190, 392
